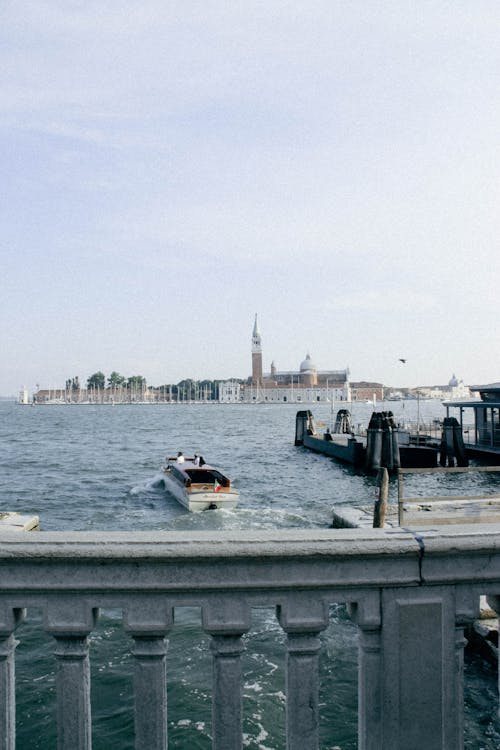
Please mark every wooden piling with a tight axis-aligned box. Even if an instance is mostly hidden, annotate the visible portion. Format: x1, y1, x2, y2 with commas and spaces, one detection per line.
373, 468, 389, 528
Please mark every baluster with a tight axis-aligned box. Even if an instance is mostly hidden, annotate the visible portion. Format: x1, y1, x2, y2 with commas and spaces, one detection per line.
46, 600, 98, 750
202, 597, 251, 750
277, 597, 329, 750
381, 586, 459, 750
485, 595, 500, 717
124, 599, 173, 750
454, 588, 480, 744
53, 636, 92, 750
348, 593, 382, 750
0, 606, 24, 750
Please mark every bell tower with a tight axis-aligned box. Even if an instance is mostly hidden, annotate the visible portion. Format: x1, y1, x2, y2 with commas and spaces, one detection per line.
251, 314, 263, 385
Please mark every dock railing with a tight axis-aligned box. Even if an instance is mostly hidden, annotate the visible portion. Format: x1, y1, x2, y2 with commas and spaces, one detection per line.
355, 418, 444, 442
460, 423, 482, 446
1, 527, 500, 750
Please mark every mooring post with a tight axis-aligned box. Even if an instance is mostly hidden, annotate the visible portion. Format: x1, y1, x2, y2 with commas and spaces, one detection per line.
373, 468, 389, 527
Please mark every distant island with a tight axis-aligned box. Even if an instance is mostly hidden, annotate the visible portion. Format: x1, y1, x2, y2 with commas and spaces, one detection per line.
19, 369, 473, 405
18, 317, 474, 405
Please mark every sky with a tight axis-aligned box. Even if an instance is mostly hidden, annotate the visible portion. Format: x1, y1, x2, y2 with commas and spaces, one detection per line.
1, 1, 499, 395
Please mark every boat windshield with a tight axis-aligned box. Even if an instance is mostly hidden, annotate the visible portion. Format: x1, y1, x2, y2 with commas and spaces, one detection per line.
185, 469, 228, 486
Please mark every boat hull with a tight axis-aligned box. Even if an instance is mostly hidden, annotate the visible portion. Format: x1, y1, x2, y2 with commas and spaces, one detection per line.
302, 433, 366, 467
301, 433, 438, 470
162, 472, 239, 512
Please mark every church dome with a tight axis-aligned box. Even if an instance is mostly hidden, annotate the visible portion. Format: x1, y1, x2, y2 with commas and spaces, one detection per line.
449, 373, 459, 387
300, 353, 316, 372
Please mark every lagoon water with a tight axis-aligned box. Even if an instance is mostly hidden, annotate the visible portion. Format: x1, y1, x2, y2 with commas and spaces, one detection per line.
1, 400, 499, 749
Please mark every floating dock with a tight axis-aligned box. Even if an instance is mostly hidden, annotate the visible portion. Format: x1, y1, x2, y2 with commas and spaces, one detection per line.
295, 409, 441, 473
0, 512, 39, 531
331, 465, 500, 660
332, 465, 500, 530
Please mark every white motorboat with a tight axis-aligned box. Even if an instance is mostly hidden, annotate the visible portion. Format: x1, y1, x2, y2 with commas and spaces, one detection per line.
162, 457, 240, 512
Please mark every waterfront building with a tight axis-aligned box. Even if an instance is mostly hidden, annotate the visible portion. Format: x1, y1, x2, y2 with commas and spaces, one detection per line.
416, 375, 472, 401
218, 380, 242, 403
350, 381, 385, 402
219, 316, 351, 403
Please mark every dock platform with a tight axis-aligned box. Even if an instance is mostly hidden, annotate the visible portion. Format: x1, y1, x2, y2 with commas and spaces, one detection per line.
331, 465, 500, 662
0, 512, 39, 531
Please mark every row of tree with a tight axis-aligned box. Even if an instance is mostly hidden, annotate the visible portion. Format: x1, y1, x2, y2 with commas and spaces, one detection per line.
66, 372, 146, 390
85, 372, 146, 390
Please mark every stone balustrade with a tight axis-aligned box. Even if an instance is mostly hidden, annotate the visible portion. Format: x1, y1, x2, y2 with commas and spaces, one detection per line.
0, 525, 499, 749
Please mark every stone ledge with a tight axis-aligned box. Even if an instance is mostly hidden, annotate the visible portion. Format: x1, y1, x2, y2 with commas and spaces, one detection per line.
0, 527, 421, 559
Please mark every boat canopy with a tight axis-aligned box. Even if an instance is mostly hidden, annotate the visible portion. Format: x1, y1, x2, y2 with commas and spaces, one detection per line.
185, 468, 229, 486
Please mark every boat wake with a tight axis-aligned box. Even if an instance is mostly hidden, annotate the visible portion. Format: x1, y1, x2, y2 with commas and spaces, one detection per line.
168, 506, 311, 531
129, 473, 165, 495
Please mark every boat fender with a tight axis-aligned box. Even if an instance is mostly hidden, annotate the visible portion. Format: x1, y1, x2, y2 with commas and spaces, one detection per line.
295, 411, 306, 445
439, 426, 453, 466
334, 409, 353, 434
439, 417, 466, 467
370, 430, 382, 471
383, 411, 401, 470
451, 417, 468, 467
365, 434, 374, 470
381, 413, 394, 471
365, 414, 375, 470
391, 428, 401, 470
366, 413, 383, 472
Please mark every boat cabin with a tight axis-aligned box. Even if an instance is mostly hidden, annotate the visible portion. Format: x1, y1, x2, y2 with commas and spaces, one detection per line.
444, 384, 500, 462
167, 460, 231, 488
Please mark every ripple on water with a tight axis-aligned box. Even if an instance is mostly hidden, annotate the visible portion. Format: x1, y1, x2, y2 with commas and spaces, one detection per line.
1, 401, 499, 749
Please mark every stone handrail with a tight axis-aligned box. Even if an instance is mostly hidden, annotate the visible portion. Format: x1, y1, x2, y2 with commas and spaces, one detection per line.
1, 525, 500, 749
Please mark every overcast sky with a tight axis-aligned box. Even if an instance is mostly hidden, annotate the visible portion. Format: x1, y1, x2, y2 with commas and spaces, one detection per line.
1, 1, 499, 394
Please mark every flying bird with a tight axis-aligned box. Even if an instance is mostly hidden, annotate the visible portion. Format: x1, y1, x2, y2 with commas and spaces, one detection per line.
398, 358, 407, 364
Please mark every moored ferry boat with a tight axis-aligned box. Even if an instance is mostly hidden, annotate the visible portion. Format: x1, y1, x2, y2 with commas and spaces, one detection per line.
162, 457, 239, 512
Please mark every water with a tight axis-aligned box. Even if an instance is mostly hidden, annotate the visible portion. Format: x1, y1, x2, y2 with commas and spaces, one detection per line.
1, 400, 499, 748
